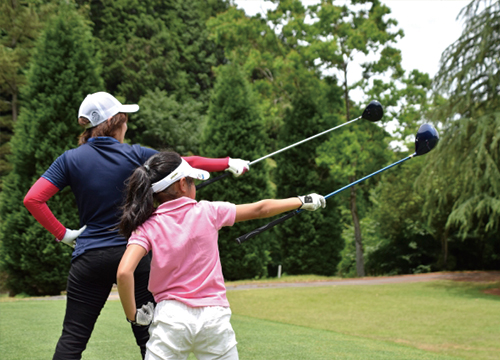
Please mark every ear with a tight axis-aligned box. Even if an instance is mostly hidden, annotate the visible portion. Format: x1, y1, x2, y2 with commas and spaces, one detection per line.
178, 177, 190, 194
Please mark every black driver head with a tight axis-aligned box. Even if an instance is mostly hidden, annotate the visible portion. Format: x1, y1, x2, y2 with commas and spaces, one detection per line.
361, 100, 383, 122
415, 123, 439, 156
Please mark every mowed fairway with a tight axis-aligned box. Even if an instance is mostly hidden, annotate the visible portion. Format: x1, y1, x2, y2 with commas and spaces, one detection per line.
1, 277, 499, 360
227, 280, 500, 360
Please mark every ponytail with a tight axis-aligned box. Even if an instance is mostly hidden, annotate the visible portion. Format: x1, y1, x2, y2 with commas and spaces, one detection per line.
119, 166, 156, 238
119, 151, 184, 238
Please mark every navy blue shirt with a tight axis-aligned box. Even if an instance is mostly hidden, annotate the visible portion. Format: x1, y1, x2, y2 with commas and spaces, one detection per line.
42, 137, 157, 259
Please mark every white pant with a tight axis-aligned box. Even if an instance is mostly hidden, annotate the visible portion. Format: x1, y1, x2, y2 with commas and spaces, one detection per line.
145, 300, 239, 360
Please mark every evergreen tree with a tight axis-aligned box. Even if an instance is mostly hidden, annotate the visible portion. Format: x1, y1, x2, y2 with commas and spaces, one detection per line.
133, 88, 206, 154
419, 0, 500, 268
0, 0, 50, 188
74, 0, 228, 145
75, 0, 227, 102
199, 63, 274, 280
0, 4, 103, 295
275, 86, 344, 276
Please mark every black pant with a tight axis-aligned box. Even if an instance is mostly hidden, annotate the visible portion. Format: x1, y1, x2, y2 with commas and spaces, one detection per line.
53, 245, 154, 360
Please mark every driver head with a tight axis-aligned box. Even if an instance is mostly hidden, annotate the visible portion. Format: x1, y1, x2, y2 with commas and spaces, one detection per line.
415, 123, 439, 156
361, 100, 383, 122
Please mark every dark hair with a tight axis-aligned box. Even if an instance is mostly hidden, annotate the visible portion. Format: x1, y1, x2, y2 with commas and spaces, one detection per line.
78, 113, 128, 145
119, 151, 194, 238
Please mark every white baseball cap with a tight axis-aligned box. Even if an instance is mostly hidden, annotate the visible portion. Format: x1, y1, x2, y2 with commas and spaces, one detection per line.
151, 159, 210, 193
78, 92, 139, 129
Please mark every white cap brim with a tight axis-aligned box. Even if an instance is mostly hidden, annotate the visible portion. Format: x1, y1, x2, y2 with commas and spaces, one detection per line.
151, 159, 210, 193
119, 104, 139, 113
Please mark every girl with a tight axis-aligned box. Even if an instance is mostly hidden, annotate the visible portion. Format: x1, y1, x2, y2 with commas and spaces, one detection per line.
23, 92, 250, 360
117, 151, 326, 360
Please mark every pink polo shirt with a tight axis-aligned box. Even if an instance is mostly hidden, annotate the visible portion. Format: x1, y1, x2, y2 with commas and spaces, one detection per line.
128, 197, 236, 307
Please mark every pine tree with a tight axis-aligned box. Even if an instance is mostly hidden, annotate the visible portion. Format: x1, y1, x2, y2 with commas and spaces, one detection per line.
74, 0, 227, 144
0, 4, 103, 295
275, 87, 344, 276
0, 0, 48, 189
198, 63, 274, 280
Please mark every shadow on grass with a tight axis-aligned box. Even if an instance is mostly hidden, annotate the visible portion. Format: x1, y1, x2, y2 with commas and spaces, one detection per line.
425, 279, 500, 301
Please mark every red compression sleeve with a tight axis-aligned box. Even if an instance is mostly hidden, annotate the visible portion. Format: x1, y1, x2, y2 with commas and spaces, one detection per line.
23, 177, 66, 240
183, 156, 229, 172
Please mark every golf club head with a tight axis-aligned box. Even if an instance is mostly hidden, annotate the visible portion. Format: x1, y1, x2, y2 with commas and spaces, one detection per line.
361, 100, 383, 122
415, 123, 439, 156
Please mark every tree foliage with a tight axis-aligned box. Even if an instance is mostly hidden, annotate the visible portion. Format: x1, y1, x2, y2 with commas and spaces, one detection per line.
198, 63, 274, 280
274, 85, 344, 276
419, 0, 500, 261
133, 88, 206, 154
0, 3, 103, 295
0, 0, 51, 188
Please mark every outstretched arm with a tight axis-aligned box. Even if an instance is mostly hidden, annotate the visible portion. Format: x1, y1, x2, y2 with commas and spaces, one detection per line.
117, 244, 148, 322
183, 156, 229, 172
234, 194, 325, 223
183, 156, 249, 177
235, 198, 301, 223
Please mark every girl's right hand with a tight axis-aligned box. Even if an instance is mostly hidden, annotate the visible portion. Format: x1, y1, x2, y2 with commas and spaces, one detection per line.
298, 194, 326, 211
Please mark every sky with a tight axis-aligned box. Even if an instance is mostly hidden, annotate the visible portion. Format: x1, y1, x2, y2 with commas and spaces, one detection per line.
233, 0, 470, 79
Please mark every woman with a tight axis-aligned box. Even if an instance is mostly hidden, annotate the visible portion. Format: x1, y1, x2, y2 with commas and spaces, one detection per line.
23, 92, 250, 360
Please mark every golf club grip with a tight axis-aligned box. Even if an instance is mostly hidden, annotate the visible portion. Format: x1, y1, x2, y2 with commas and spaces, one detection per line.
235, 210, 300, 244
196, 172, 230, 190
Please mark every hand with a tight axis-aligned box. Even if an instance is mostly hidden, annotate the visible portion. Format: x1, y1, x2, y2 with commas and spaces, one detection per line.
298, 194, 326, 211
226, 158, 250, 177
60, 225, 87, 248
129, 302, 154, 326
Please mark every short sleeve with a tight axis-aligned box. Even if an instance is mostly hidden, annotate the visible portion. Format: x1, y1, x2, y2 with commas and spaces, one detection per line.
136, 145, 157, 163
208, 201, 236, 230
42, 153, 69, 190
128, 227, 152, 253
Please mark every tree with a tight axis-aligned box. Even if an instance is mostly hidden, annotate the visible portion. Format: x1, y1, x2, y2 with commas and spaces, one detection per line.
207, 1, 354, 275
133, 88, 206, 154
74, 0, 228, 145
274, 83, 344, 276
307, 0, 403, 276
198, 63, 274, 280
366, 156, 440, 275
0, 0, 44, 122
0, 0, 50, 188
419, 0, 500, 268
0, 3, 103, 295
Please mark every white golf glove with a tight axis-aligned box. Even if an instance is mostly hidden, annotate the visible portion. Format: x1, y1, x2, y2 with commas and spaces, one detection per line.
226, 158, 250, 177
298, 194, 326, 211
128, 302, 154, 326
60, 225, 87, 248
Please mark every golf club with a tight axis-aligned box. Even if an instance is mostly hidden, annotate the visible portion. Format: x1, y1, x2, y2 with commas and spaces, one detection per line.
196, 101, 384, 190
235, 123, 439, 244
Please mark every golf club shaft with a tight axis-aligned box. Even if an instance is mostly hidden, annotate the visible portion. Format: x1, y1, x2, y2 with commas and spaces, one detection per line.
235, 153, 415, 244
251, 117, 361, 165
324, 154, 414, 200
196, 117, 362, 190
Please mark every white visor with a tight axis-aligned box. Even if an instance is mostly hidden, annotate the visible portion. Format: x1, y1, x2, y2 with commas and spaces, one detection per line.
151, 159, 210, 193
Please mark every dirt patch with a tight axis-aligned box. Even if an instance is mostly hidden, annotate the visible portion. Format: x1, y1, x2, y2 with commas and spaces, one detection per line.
483, 288, 500, 296
445, 270, 500, 283
442, 271, 500, 297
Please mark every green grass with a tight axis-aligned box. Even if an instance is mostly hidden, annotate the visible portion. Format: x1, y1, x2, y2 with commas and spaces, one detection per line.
227, 280, 500, 360
1, 279, 499, 360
